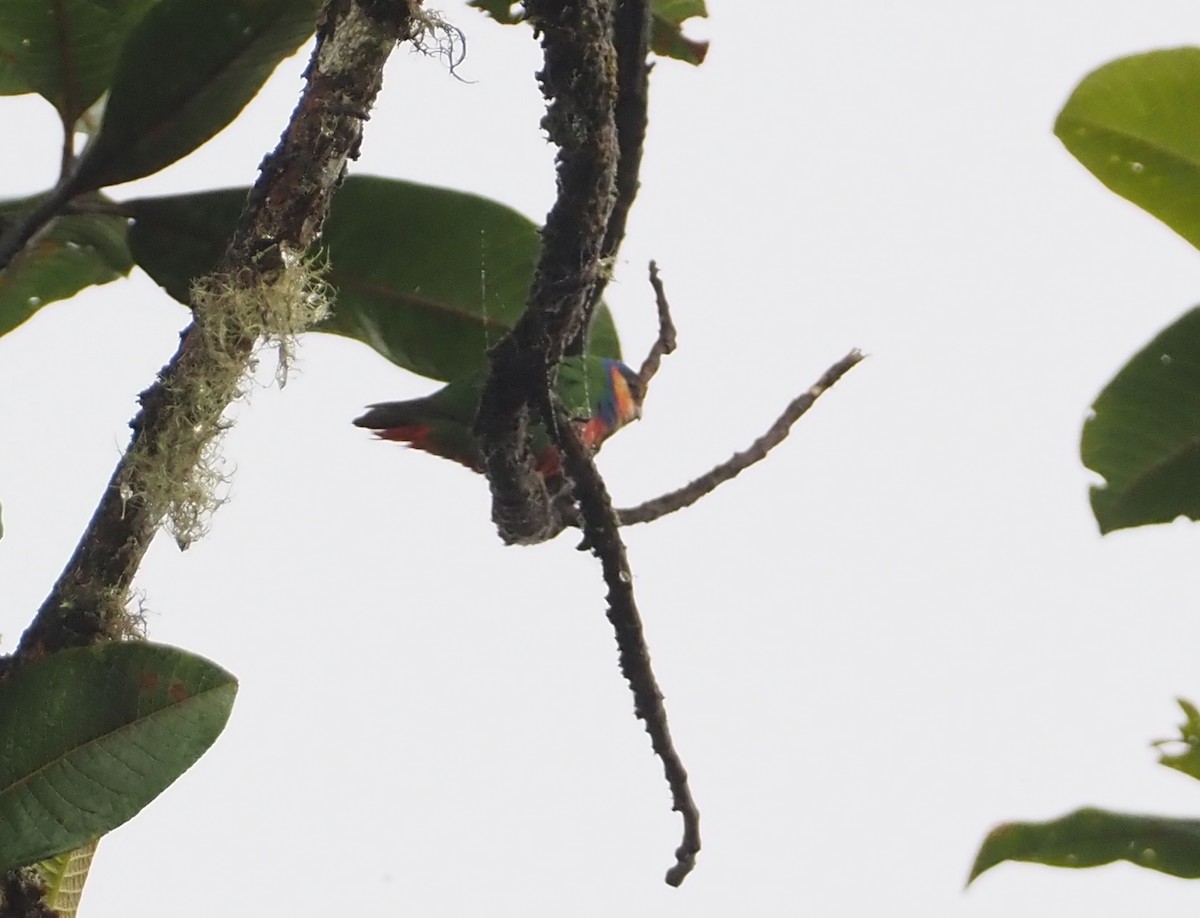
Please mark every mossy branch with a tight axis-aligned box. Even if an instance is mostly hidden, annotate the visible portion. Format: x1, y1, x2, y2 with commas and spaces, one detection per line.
13, 0, 418, 661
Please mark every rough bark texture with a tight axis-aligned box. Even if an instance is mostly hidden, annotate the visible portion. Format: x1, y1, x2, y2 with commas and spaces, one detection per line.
0, 872, 53, 918
472, 0, 701, 885
0, 8, 415, 914
567, 0, 651, 356
551, 398, 701, 885
474, 0, 621, 545
11, 0, 415, 665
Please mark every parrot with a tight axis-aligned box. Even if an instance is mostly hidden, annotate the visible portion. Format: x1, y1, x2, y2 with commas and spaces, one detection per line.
354, 356, 644, 479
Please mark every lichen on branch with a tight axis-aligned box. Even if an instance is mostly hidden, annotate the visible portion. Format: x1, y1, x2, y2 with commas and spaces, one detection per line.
15, 0, 418, 662
123, 257, 330, 549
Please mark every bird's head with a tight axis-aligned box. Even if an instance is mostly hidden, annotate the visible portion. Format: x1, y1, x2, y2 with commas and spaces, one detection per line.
580, 359, 644, 450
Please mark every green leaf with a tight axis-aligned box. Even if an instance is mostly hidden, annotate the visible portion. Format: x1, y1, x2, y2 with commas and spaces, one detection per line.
0, 45, 34, 96
0, 0, 157, 119
469, 0, 708, 65
969, 808, 1200, 883
123, 189, 236, 303
1155, 698, 1200, 781
36, 840, 97, 918
1056, 48, 1200, 250
0, 642, 237, 872
1082, 306, 1200, 533
69, 0, 320, 191
126, 176, 622, 381
0, 195, 134, 338
466, 0, 523, 25
650, 0, 707, 65
0, 47, 34, 96
317, 177, 621, 377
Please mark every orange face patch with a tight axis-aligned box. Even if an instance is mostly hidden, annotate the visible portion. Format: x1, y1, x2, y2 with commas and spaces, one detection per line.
580, 363, 642, 449
609, 363, 642, 427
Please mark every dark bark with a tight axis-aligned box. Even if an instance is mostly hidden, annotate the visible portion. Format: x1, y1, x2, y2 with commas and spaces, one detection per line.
473, 0, 701, 885
474, 0, 622, 545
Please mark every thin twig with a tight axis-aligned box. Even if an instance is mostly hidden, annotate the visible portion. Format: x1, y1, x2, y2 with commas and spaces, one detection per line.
616, 349, 865, 525
637, 259, 677, 389
59, 113, 76, 182
550, 398, 701, 887
14, 0, 417, 661
0, 116, 89, 272
0, 178, 81, 272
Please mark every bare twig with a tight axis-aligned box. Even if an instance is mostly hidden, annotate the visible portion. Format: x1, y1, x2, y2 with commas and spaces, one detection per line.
549, 398, 701, 887
637, 259, 677, 388
0, 107, 93, 271
59, 114, 76, 182
14, 0, 418, 660
616, 349, 865, 525
0, 179, 81, 273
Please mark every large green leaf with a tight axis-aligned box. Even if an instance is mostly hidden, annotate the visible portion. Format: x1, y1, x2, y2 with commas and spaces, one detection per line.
970, 808, 1200, 883
69, 0, 320, 191
0, 40, 33, 96
0, 195, 133, 338
1082, 306, 1200, 533
317, 177, 621, 377
468, 0, 708, 65
1055, 48, 1200, 250
0, 642, 237, 872
0, 0, 157, 119
126, 176, 622, 381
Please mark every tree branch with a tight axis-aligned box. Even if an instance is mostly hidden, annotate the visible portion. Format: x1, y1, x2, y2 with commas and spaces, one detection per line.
474, 0, 622, 545
472, 0, 700, 885
565, 0, 651, 356
0, 178, 82, 273
616, 350, 865, 525
637, 259, 677, 388
550, 398, 701, 886
13, 0, 418, 661
0, 869, 53, 918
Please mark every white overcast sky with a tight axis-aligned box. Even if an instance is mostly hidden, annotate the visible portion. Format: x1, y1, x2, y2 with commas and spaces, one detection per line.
6, 2, 1200, 915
